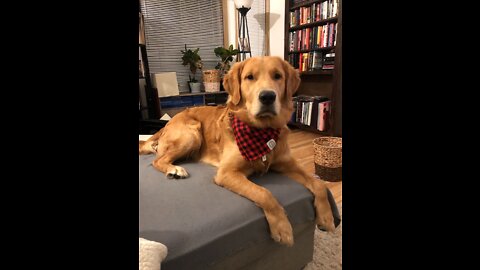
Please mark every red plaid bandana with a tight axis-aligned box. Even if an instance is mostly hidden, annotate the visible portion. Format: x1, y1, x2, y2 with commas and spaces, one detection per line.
230, 114, 281, 161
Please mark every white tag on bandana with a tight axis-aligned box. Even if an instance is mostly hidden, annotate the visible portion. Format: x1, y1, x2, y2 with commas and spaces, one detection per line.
266, 139, 276, 150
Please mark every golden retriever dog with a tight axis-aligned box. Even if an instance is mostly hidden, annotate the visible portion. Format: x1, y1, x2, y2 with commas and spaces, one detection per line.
139, 56, 335, 246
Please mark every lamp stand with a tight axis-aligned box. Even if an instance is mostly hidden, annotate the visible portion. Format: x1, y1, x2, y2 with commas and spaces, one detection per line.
237, 7, 252, 61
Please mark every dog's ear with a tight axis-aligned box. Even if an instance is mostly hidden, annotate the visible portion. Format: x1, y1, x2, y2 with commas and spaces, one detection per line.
223, 60, 244, 105
282, 60, 300, 99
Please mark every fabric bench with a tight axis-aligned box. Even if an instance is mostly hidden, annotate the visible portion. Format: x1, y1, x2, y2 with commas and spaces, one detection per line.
139, 154, 340, 270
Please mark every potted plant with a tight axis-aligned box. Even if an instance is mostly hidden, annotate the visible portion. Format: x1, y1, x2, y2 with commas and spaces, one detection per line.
214, 44, 240, 82
181, 44, 203, 92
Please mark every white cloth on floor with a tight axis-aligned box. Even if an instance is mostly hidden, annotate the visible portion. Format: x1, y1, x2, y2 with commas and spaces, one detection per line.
139, 238, 168, 270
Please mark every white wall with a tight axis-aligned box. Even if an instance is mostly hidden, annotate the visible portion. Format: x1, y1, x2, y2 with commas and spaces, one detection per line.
268, 0, 285, 58
226, 0, 237, 48
225, 0, 285, 58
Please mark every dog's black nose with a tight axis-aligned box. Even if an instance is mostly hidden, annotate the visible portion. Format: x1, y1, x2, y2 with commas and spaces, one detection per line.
259, 91, 276, 105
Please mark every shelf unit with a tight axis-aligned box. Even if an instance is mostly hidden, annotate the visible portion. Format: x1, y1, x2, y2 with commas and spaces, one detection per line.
158, 91, 229, 117
284, 0, 342, 136
288, 17, 338, 31
139, 9, 161, 120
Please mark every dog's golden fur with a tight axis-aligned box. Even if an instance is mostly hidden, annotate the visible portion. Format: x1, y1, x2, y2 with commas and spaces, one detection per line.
139, 56, 335, 246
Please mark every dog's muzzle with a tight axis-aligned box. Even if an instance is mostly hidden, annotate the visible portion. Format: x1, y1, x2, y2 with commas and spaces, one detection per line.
256, 90, 277, 118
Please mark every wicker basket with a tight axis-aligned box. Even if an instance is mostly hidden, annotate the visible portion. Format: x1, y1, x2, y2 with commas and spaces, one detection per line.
313, 136, 342, 182
203, 69, 220, 92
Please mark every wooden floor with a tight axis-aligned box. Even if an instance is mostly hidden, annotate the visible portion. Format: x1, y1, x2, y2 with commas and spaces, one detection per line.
288, 129, 342, 204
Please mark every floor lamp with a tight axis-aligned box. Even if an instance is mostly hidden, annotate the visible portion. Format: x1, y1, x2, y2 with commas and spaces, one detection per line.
235, 0, 253, 61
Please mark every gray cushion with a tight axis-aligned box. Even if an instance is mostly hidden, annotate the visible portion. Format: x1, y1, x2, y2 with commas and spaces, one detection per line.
139, 154, 339, 269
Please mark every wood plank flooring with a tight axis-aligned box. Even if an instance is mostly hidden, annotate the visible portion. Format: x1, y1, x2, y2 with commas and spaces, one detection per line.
287, 129, 342, 204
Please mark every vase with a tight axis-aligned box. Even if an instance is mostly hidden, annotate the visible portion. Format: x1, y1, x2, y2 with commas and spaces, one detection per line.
189, 82, 202, 93
202, 70, 220, 92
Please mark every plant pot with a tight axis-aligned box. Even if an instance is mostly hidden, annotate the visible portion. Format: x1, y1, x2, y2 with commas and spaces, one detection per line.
203, 70, 221, 92
189, 82, 202, 93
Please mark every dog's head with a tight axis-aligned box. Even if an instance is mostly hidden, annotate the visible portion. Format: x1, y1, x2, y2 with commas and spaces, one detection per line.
223, 56, 300, 128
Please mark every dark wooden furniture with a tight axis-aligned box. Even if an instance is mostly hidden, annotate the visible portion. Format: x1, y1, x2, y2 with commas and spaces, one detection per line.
284, 0, 342, 136
138, 119, 168, 135
139, 8, 161, 121
158, 91, 229, 118
139, 44, 161, 120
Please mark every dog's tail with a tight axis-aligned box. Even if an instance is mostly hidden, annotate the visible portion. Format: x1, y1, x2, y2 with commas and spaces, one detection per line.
139, 128, 164, 155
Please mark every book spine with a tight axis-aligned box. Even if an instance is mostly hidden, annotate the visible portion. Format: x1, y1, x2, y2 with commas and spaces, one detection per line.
334, 23, 337, 46
309, 27, 313, 50
319, 1, 323, 20
318, 26, 322, 48
322, 1, 326, 20
302, 7, 306, 25
296, 9, 300, 27
303, 53, 308, 72
317, 2, 320, 21
304, 29, 307, 50
318, 101, 326, 131
329, 23, 334, 47
307, 101, 313, 126
309, 6, 311, 23
312, 3, 316, 22
333, 0, 338, 17
299, 53, 303, 72
322, 101, 330, 131
297, 31, 299, 51
310, 98, 319, 129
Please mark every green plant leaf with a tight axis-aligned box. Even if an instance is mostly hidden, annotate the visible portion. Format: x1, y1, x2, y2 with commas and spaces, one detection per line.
181, 46, 203, 81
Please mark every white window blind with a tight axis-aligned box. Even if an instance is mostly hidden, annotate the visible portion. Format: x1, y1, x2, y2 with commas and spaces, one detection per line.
140, 0, 224, 92
245, 0, 266, 57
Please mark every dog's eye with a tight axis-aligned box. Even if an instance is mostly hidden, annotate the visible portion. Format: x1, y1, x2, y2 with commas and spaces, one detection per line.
246, 74, 254, 80
274, 73, 282, 80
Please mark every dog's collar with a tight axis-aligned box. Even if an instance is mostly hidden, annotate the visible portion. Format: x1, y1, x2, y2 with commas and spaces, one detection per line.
229, 113, 280, 161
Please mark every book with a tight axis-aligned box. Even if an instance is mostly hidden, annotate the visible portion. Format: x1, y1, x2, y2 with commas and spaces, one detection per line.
310, 96, 329, 129
312, 51, 323, 69
334, 23, 338, 46
329, 23, 335, 47
304, 53, 309, 71
318, 101, 331, 131
333, 0, 339, 17
292, 96, 329, 128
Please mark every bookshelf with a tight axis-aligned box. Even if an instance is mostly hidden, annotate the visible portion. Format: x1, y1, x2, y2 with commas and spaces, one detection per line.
284, 0, 342, 136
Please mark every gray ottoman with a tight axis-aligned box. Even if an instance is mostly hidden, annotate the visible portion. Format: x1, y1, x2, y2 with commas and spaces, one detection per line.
139, 154, 340, 270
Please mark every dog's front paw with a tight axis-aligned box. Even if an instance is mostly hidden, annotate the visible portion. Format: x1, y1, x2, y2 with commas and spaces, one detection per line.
315, 209, 335, 232
314, 193, 336, 232
166, 166, 189, 179
269, 217, 294, 246
316, 215, 335, 232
